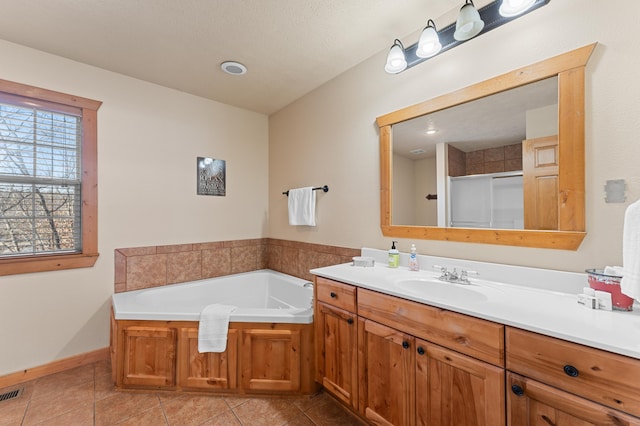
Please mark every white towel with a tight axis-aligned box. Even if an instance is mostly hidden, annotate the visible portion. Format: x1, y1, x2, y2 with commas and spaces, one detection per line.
621, 199, 640, 301
198, 304, 237, 353
288, 187, 316, 226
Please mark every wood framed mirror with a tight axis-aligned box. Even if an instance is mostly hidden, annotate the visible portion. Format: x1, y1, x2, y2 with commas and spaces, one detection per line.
376, 43, 596, 250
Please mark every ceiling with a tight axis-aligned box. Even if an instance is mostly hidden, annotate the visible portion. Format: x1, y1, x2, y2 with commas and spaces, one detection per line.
0, 0, 478, 115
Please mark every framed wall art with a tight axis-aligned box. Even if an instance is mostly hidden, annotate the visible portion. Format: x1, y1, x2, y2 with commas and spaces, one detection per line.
197, 157, 226, 196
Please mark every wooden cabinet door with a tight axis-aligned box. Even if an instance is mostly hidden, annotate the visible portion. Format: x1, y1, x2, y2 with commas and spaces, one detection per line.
316, 302, 358, 408
508, 372, 640, 425
122, 326, 176, 388
523, 135, 559, 230
416, 339, 505, 426
241, 328, 301, 392
358, 318, 415, 426
177, 327, 238, 390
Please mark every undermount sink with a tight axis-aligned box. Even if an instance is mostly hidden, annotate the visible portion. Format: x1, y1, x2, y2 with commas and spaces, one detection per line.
395, 278, 488, 303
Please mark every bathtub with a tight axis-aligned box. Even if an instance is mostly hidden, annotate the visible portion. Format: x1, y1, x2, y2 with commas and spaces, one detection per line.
112, 269, 314, 323
111, 269, 318, 394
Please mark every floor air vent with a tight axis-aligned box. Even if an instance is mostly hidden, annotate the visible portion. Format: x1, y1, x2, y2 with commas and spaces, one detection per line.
0, 388, 23, 402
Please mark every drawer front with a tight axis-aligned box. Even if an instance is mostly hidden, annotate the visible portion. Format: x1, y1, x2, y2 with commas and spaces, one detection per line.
507, 372, 640, 425
316, 277, 357, 312
506, 327, 640, 418
358, 288, 504, 366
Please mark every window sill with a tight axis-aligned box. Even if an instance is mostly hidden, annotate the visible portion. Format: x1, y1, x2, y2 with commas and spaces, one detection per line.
0, 253, 99, 276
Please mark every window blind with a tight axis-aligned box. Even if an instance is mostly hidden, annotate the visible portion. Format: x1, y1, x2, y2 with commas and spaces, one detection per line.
0, 98, 82, 256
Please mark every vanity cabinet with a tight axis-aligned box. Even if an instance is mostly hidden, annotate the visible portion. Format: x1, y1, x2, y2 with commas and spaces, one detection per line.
507, 372, 640, 425
358, 287, 505, 426
358, 318, 415, 425
416, 339, 505, 426
315, 277, 506, 425
506, 327, 640, 424
313, 270, 640, 425
315, 277, 359, 409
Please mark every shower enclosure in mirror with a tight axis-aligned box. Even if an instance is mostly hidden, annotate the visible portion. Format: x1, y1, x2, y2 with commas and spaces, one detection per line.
376, 44, 596, 250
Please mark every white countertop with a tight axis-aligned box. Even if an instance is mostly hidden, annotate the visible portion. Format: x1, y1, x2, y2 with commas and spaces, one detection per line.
311, 251, 640, 360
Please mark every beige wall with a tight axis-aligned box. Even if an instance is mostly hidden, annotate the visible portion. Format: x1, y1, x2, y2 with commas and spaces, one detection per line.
2, 0, 640, 377
269, 1, 640, 272
0, 40, 268, 375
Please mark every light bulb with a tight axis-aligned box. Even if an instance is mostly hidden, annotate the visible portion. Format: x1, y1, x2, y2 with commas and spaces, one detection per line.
499, 0, 536, 17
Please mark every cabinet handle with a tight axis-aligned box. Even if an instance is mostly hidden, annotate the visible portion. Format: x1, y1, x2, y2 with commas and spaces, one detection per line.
330, 292, 337, 298
347, 318, 354, 325
417, 346, 425, 355
402, 341, 410, 349
563, 365, 579, 377
511, 384, 524, 397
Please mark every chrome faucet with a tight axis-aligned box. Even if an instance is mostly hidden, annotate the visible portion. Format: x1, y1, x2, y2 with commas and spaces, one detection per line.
435, 265, 477, 285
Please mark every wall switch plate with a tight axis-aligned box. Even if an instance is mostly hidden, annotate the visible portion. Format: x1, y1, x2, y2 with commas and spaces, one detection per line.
604, 179, 626, 203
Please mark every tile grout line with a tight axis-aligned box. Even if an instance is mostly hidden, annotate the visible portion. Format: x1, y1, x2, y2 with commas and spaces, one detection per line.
157, 392, 170, 425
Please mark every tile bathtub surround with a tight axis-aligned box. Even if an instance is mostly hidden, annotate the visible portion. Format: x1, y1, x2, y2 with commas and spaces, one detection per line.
0, 359, 365, 426
115, 239, 359, 292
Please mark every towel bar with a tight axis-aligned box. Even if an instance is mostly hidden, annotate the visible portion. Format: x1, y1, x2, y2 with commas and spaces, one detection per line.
283, 185, 329, 196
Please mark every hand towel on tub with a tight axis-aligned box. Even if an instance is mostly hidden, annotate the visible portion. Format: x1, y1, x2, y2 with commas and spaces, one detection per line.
198, 304, 237, 353
622, 199, 640, 301
288, 187, 316, 226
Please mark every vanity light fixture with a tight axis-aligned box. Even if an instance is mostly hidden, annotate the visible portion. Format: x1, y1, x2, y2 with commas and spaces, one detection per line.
384, 0, 550, 74
453, 0, 485, 41
384, 39, 408, 74
416, 20, 442, 58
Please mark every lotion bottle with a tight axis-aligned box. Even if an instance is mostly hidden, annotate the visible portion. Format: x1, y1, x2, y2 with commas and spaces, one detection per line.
388, 241, 399, 268
409, 244, 419, 271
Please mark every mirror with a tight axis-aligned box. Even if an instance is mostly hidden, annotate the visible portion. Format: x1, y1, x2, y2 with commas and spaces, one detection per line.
392, 76, 558, 229
376, 44, 596, 250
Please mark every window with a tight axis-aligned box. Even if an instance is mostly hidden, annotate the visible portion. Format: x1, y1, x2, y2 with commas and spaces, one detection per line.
0, 79, 101, 276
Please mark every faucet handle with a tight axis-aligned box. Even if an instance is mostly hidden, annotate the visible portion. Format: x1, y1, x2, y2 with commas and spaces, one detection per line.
433, 265, 450, 281
458, 269, 478, 284
433, 264, 447, 273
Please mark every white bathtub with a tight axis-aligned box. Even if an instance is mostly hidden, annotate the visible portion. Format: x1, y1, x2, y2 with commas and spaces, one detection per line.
112, 269, 314, 323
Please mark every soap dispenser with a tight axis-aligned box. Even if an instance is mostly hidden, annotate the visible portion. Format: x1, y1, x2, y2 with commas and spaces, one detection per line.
409, 244, 419, 271
388, 241, 399, 268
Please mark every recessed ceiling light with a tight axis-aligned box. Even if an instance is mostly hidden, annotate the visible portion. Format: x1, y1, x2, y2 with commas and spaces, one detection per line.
221, 61, 247, 76
425, 129, 437, 135
409, 148, 426, 155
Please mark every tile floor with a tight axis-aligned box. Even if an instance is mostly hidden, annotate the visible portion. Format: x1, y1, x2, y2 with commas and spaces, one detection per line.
0, 360, 365, 425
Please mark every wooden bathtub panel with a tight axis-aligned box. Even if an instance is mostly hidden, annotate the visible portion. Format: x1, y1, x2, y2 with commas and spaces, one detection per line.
111, 318, 319, 395
121, 325, 176, 388
177, 327, 238, 390
241, 329, 301, 392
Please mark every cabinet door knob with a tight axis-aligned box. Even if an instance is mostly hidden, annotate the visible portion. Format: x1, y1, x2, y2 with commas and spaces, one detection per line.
402, 341, 410, 349
417, 346, 425, 355
511, 384, 524, 396
347, 318, 354, 325
563, 365, 579, 377
330, 292, 337, 298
